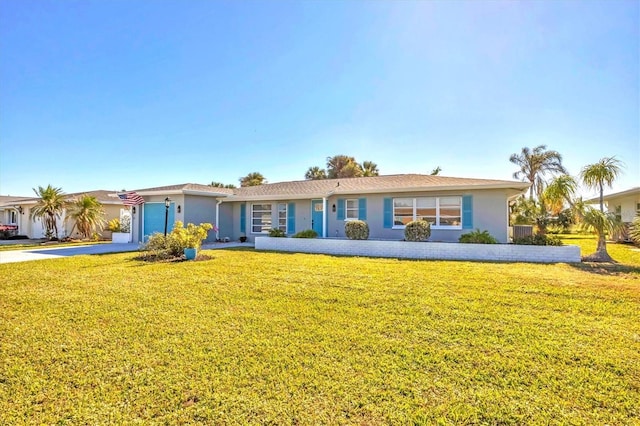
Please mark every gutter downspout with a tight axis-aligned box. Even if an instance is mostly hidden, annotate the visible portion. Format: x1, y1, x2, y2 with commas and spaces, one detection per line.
216, 199, 222, 241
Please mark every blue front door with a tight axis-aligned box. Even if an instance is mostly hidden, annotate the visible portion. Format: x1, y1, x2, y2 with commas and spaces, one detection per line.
311, 199, 324, 237
143, 202, 175, 241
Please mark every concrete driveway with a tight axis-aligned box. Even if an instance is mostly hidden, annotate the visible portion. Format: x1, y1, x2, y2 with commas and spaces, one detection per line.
0, 241, 253, 264
0, 243, 140, 264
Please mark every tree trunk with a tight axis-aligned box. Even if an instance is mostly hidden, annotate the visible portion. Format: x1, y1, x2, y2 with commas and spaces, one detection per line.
582, 233, 614, 262
599, 183, 604, 213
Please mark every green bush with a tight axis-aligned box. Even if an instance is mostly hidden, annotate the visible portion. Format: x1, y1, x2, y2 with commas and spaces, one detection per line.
292, 229, 318, 238
459, 229, 498, 244
513, 234, 563, 246
404, 220, 431, 242
107, 218, 121, 232
345, 220, 369, 240
142, 221, 213, 258
268, 228, 286, 237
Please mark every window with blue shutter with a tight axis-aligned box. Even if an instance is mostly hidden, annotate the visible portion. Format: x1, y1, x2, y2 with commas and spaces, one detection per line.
240, 203, 246, 233
383, 198, 393, 228
358, 198, 367, 220
287, 202, 295, 234
337, 199, 345, 220
462, 195, 473, 229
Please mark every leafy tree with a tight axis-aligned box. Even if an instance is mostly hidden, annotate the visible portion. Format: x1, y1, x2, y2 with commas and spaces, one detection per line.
30, 185, 67, 239
326, 155, 363, 179
239, 172, 266, 187
510, 145, 567, 199
304, 166, 327, 180
430, 166, 442, 176
580, 207, 625, 262
67, 195, 106, 239
580, 157, 623, 212
210, 181, 236, 189
361, 161, 379, 177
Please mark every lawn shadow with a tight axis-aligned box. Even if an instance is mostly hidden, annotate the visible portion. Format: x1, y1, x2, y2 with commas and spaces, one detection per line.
569, 262, 640, 276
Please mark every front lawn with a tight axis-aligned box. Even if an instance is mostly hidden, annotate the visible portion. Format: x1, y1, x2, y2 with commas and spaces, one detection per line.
1, 243, 638, 424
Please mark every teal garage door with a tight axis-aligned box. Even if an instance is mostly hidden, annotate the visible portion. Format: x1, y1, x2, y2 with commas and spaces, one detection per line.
143, 202, 175, 240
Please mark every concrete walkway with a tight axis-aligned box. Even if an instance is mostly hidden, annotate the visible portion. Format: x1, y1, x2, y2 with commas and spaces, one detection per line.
0, 242, 253, 264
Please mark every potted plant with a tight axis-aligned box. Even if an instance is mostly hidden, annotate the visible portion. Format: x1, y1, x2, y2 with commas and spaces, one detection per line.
239, 233, 247, 243
173, 221, 213, 260
108, 216, 131, 243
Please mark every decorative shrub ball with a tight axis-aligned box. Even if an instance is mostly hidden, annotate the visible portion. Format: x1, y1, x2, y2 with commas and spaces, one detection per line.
345, 220, 369, 240
404, 220, 431, 242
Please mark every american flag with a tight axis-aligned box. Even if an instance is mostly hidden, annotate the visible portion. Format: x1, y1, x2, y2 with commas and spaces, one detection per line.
117, 191, 145, 206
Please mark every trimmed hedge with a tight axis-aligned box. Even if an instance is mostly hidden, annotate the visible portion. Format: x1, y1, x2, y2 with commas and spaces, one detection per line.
404, 220, 431, 242
345, 220, 369, 240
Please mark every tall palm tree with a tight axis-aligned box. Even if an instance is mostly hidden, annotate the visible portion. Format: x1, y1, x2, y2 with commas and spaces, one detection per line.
67, 195, 106, 239
239, 172, 266, 187
30, 185, 67, 239
326, 155, 363, 179
361, 161, 379, 177
580, 207, 625, 262
580, 157, 623, 212
510, 145, 567, 199
304, 166, 327, 180
430, 166, 442, 176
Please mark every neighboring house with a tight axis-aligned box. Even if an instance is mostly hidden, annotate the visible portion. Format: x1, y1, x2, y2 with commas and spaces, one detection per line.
0, 191, 125, 239
585, 187, 640, 241
0, 196, 30, 237
129, 175, 529, 244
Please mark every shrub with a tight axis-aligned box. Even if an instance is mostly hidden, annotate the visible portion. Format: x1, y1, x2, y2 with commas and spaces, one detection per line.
142, 221, 213, 258
292, 229, 318, 238
513, 234, 563, 246
404, 220, 431, 242
107, 218, 121, 232
459, 229, 498, 244
268, 228, 286, 237
629, 216, 640, 245
345, 220, 369, 240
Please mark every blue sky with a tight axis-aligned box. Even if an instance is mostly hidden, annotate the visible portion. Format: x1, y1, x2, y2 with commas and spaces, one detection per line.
1, 0, 638, 198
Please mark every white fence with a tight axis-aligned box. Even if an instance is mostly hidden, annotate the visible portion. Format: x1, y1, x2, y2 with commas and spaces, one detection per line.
255, 237, 581, 263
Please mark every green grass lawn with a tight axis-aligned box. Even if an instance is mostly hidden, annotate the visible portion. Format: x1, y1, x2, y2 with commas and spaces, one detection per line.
1, 238, 639, 424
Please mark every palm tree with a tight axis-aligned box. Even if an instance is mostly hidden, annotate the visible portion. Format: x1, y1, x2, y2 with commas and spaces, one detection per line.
580, 207, 625, 262
326, 155, 363, 179
239, 172, 266, 187
30, 185, 67, 239
510, 145, 567, 199
360, 161, 379, 177
629, 216, 640, 245
67, 195, 106, 239
543, 175, 578, 215
304, 166, 327, 180
580, 157, 623, 212
430, 166, 442, 176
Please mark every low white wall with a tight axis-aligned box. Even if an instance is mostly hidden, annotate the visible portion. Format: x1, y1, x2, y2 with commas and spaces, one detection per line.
255, 237, 581, 263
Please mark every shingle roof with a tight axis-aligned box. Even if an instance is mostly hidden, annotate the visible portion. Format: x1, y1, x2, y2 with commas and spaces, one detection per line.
134, 183, 234, 196
0, 190, 125, 206
231, 174, 530, 200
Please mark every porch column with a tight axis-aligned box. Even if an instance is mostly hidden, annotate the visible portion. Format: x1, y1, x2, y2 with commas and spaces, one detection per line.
322, 197, 327, 238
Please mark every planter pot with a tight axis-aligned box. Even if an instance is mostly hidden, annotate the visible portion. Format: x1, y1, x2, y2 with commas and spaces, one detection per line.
184, 248, 197, 260
111, 232, 131, 243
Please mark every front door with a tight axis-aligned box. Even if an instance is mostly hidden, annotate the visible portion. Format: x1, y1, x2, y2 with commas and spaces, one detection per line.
143, 202, 175, 241
311, 199, 324, 237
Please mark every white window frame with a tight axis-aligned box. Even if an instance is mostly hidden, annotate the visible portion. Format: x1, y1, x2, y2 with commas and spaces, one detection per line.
251, 203, 272, 234
345, 199, 359, 220
392, 196, 462, 230
277, 203, 287, 232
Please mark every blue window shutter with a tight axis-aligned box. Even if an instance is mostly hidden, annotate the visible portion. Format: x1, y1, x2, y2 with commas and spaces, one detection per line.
240, 203, 246, 233
287, 202, 295, 234
337, 199, 345, 220
358, 198, 367, 220
383, 198, 393, 228
462, 195, 473, 229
